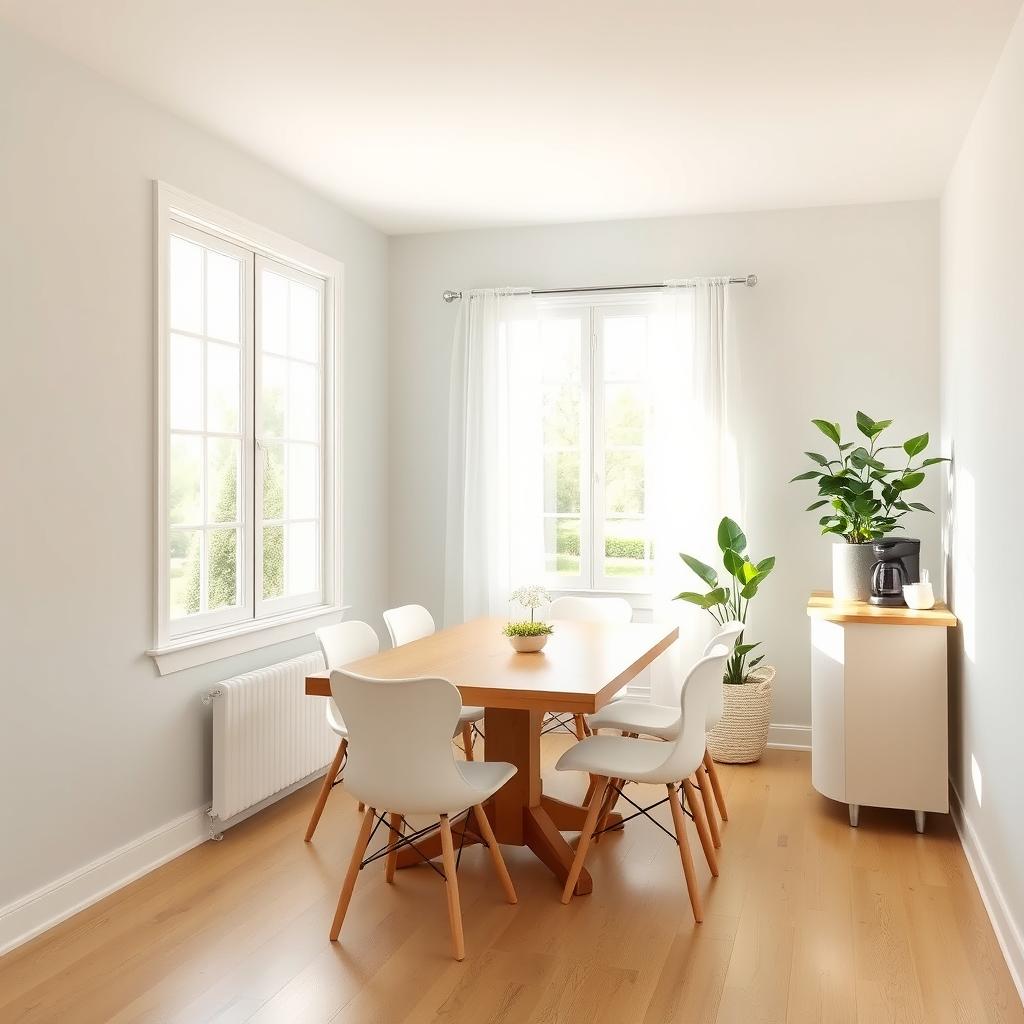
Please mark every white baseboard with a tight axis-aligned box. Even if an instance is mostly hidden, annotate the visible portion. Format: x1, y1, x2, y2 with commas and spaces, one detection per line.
0, 805, 210, 958
950, 784, 1024, 1004
767, 722, 811, 750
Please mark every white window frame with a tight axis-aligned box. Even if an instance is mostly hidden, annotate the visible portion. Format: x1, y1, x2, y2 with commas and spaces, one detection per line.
149, 182, 345, 674
536, 294, 657, 596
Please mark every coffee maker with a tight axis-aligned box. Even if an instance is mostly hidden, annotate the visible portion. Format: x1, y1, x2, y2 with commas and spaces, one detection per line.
869, 538, 921, 606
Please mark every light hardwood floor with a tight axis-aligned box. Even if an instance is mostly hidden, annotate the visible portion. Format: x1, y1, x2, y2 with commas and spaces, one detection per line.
1, 740, 1021, 1024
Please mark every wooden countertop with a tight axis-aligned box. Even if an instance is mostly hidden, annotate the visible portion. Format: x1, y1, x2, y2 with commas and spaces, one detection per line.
807, 591, 957, 627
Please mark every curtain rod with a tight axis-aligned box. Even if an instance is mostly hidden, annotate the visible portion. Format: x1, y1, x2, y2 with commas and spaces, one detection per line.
441, 274, 757, 303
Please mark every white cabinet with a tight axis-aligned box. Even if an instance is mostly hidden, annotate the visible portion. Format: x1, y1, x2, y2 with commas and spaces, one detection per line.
807, 593, 956, 832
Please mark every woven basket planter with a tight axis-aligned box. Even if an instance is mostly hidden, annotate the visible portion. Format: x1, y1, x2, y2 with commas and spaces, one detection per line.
707, 665, 775, 764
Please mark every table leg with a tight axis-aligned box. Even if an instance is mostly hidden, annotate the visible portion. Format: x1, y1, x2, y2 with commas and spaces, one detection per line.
395, 705, 607, 894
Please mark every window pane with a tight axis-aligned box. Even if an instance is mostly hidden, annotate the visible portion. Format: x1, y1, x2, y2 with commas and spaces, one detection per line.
604, 315, 647, 380
262, 443, 285, 520
540, 319, 582, 379
205, 249, 240, 343
169, 528, 201, 619
604, 518, 651, 578
169, 434, 203, 525
287, 443, 319, 520
543, 451, 580, 514
262, 525, 284, 599
286, 521, 319, 595
288, 362, 319, 441
261, 355, 286, 437
605, 382, 646, 446
170, 236, 203, 334
207, 438, 240, 523
207, 528, 240, 610
261, 270, 288, 354
545, 517, 580, 576
289, 281, 319, 362
542, 383, 580, 448
206, 342, 240, 434
170, 334, 203, 431
605, 450, 645, 515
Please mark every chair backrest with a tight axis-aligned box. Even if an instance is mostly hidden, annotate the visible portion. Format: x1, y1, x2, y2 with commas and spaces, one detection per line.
703, 620, 745, 727
654, 645, 731, 781
316, 620, 380, 670
703, 620, 745, 656
330, 670, 475, 814
383, 604, 436, 647
549, 596, 632, 624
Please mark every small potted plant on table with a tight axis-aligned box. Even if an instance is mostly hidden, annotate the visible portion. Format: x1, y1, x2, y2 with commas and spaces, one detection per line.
676, 517, 776, 763
504, 584, 554, 653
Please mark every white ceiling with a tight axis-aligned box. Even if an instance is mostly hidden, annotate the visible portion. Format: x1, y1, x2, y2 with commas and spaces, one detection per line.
3, 0, 1020, 234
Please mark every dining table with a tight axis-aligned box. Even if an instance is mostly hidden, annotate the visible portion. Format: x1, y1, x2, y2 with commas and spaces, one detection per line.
304, 615, 678, 895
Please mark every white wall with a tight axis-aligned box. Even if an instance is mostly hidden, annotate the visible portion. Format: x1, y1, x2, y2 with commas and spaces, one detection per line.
0, 23, 389, 915
941, 4, 1024, 989
389, 202, 941, 734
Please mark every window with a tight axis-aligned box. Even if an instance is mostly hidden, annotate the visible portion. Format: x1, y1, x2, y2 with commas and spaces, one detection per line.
153, 184, 342, 669
517, 299, 658, 592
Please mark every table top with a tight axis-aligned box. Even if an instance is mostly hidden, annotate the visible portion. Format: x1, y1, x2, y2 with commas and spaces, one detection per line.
806, 591, 957, 627
305, 616, 678, 713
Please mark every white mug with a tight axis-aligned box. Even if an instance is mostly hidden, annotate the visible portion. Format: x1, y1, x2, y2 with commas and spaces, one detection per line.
903, 582, 935, 610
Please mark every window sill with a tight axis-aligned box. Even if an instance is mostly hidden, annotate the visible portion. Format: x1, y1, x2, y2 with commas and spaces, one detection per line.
548, 587, 654, 609
147, 604, 350, 676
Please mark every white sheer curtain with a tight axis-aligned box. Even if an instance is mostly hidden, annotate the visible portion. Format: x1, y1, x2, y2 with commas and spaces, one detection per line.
648, 278, 741, 702
444, 289, 545, 624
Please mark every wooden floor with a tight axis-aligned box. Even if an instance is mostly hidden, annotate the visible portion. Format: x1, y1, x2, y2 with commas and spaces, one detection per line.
1, 740, 1021, 1024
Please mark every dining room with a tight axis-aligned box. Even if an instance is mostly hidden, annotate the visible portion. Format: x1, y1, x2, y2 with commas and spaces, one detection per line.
3, 2, 1024, 1021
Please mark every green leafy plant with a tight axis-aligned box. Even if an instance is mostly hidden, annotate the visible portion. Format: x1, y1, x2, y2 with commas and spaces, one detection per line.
791, 412, 949, 543
675, 517, 775, 685
502, 621, 555, 638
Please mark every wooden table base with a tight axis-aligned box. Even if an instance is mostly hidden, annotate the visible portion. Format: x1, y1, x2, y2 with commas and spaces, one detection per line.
394, 707, 621, 895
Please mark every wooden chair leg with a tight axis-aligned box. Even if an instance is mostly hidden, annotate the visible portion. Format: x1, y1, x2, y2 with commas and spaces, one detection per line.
583, 774, 599, 806
461, 722, 475, 761
305, 738, 347, 842
667, 784, 703, 923
385, 813, 404, 883
330, 805, 376, 940
439, 815, 466, 961
592, 778, 621, 845
683, 778, 719, 877
573, 715, 587, 741
704, 748, 728, 821
561, 777, 609, 904
472, 804, 517, 904
696, 767, 721, 848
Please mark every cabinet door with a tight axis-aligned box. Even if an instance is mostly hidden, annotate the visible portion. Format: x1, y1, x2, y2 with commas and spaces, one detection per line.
844, 624, 948, 813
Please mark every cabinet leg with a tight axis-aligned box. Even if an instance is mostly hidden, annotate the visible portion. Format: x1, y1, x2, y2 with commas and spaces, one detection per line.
914, 810, 926, 834
848, 804, 860, 828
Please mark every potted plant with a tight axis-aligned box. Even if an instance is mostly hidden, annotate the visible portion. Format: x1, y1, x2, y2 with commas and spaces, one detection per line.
504, 585, 554, 653
791, 412, 948, 601
676, 517, 776, 763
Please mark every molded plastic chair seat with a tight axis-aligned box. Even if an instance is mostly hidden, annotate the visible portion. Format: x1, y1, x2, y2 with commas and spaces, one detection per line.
326, 700, 347, 737
554, 646, 731, 923
459, 706, 485, 724
328, 671, 518, 960
456, 760, 516, 803
587, 700, 680, 739
555, 733, 670, 780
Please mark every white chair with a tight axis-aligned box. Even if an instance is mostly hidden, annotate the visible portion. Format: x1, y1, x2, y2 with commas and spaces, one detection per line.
548, 596, 633, 739
305, 620, 380, 842
586, 620, 745, 847
384, 604, 486, 759
554, 645, 731, 922
328, 670, 518, 960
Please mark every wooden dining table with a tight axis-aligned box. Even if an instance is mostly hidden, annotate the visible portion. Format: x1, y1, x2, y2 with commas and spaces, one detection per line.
305, 615, 678, 895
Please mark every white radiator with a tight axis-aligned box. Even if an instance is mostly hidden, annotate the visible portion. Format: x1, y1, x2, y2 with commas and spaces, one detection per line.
206, 651, 333, 829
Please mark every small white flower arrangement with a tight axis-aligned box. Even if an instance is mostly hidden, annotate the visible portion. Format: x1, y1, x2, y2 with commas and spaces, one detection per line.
504, 584, 554, 650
